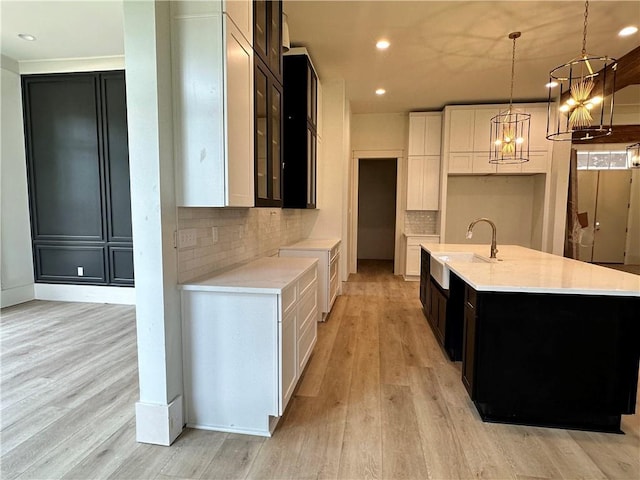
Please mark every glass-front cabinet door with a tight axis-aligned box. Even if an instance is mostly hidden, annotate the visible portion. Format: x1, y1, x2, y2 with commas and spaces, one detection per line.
254, 1, 268, 64
270, 82, 282, 202
269, 0, 282, 79
255, 66, 268, 201
254, 59, 282, 207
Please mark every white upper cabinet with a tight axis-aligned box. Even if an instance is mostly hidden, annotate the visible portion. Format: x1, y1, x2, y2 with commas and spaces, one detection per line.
444, 104, 552, 175
172, 0, 254, 207
407, 112, 442, 211
407, 156, 440, 210
409, 112, 442, 156
222, 0, 252, 43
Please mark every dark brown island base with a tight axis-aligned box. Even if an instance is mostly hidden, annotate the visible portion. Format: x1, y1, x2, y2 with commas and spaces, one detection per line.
420, 244, 640, 433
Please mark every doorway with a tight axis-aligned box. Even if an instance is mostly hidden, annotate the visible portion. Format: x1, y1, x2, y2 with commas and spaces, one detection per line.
577, 169, 631, 263
357, 159, 397, 270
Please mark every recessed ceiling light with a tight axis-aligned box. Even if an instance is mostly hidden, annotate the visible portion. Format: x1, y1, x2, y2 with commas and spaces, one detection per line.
18, 33, 36, 41
376, 40, 390, 50
375, 88, 386, 95
546, 81, 559, 88
619, 26, 638, 36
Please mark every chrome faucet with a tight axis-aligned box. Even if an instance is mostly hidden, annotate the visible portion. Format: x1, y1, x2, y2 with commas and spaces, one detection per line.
466, 218, 498, 259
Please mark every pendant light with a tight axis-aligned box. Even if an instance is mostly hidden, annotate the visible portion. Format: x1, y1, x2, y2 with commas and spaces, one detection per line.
546, 1, 617, 141
627, 143, 640, 169
489, 32, 530, 164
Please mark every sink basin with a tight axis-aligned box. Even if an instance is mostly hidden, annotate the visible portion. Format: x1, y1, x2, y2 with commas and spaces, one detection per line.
430, 252, 491, 289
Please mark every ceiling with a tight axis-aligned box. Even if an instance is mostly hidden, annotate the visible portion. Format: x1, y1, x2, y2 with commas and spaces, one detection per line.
2, 0, 639, 114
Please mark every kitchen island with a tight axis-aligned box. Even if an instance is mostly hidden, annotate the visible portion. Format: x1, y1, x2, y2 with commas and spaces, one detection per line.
420, 244, 640, 433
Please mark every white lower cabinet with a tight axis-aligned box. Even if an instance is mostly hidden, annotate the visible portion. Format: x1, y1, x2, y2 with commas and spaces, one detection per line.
279, 238, 341, 320
180, 257, 318, 437
405, 235, 439, 279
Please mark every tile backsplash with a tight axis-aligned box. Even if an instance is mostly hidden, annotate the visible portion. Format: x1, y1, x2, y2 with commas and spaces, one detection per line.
177, 208, 318, 283
404, 210, 438, 235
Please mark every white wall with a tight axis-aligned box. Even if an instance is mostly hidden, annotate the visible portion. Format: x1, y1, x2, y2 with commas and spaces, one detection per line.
1, 56, 35, 307
310, 79, 351, 281
351, 113, 407, 151
445, 176, 536, 248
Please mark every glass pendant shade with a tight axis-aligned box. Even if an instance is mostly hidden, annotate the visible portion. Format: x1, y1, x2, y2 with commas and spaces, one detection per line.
489, 31, 530, 164
546, 1, 617, 141
627, 143, 640, 169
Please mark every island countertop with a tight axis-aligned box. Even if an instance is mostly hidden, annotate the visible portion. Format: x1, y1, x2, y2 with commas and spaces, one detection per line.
421, 243, 640, 297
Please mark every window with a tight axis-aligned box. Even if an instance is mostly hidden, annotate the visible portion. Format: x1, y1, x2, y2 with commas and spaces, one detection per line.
576, 151, 628, 170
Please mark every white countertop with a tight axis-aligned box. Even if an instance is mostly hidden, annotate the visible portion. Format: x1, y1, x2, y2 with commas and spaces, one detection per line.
180, 257, 318, 294
279, 238, 340, 251
421, 243, 640, 297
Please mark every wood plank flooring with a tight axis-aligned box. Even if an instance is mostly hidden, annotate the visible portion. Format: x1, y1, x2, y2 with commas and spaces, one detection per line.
2, 259, 639, 479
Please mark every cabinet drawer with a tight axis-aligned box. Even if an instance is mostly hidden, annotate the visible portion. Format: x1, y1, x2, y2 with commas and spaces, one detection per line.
298, 265, 317, 297
298, 281, 318, 333
329, 273, 339, 305
465, 285, 477, 309
282, 283, 297, 315
330, 243, 340, 263
297, 315, 317, 372
329, 255, 339, 281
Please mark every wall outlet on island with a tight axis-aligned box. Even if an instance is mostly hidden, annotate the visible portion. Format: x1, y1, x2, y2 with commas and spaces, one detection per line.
212, 227, 219, 244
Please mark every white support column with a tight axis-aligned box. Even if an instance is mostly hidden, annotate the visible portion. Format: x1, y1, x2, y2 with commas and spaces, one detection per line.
123, 0, 183, 446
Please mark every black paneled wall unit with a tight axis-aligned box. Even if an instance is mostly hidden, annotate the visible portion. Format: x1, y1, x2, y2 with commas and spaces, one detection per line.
22, 71, 134, 286
283, 53, 317, 209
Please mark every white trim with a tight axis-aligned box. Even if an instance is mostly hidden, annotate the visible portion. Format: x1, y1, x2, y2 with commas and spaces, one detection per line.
350, 149, 406, 275
135, 395, 184, 446
34, 284, 135, 305
18, 55, 125, 74
1, 284, 35, 308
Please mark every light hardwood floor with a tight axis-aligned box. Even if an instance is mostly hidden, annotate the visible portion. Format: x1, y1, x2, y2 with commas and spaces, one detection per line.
2, 260, 639, 480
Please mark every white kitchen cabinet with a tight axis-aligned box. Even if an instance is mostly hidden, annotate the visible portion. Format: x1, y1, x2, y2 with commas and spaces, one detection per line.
407, 156, 440, 210
181, 257, 318, 436
448, 109, 475, 152
405, 234, 440, 279
172, 1, 254, 207
409, 112, 442, 156
279, 238, 341, 320
222, 0, 252, 43
445, 104, 552, 176
448, 107, 499, 153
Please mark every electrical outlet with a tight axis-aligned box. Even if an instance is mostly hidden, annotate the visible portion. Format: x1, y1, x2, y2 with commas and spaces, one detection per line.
178, 228, 197, 248
212, 227, 219, 244
77, 266, 84, 276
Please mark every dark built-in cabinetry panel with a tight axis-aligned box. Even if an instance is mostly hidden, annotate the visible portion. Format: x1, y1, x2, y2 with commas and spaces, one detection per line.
420, 249, 463, 361
461, 286, 639, 433
253, 0, 283, 207
22, 71, 133, 286
283, 53, 317, 209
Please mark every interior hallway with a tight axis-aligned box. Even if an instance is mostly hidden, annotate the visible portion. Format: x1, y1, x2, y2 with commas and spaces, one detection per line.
1, 261, 638, 479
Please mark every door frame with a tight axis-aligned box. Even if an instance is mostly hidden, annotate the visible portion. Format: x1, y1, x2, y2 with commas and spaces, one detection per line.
349, 149, 405, 275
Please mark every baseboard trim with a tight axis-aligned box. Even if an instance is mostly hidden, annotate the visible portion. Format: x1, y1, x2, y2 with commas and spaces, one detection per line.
1, 284, 35, 308
34, 283, 135, 305
135, 396, 184, 446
